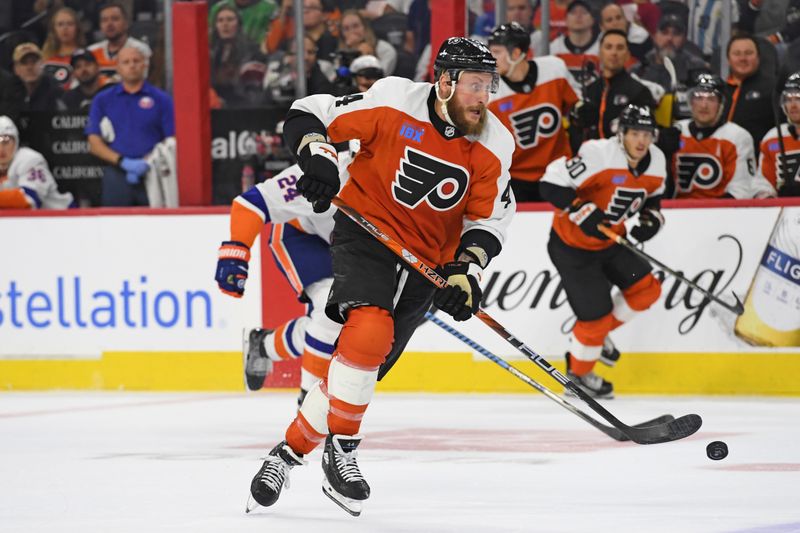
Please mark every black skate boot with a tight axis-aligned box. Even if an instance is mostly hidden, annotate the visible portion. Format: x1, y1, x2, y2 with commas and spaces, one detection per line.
321, 434, 370, 516
598, 336, 621, 367
565, 353, 614, 399
243, 328, 273, 391
246, 441, 305, 512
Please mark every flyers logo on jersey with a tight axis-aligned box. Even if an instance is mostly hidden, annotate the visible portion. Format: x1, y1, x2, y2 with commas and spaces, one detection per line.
392, 147, 469, 211
778, 151, 800, 183
605, 187, 646, 223
509, 104, 561, 148
676, 154, 722, 192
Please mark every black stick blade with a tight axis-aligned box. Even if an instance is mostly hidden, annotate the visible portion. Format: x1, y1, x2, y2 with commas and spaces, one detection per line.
731, 292, 745, 315
628, 414, 703, 444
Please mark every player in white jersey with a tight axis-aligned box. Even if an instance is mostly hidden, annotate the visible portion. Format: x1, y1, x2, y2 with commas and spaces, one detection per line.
0, 116, 74, 210
215, 143, 356, 407
757, 71, 800, 196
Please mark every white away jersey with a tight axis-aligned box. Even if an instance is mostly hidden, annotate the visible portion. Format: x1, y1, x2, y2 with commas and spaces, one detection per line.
1, 147, 73, 209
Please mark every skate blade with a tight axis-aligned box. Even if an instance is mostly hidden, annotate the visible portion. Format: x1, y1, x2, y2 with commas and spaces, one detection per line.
598, 355, 617, 367
245, 494, 260, 514
322, 480, 363, 517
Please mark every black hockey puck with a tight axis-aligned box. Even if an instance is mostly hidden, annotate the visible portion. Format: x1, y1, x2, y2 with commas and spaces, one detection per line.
706, 441, 728, 460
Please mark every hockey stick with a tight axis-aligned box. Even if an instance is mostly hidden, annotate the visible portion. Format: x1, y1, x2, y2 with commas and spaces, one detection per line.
772, 91, 790, 192
424, 311, 675, 442
597, 225, 745, 316
330, 196, 702, 444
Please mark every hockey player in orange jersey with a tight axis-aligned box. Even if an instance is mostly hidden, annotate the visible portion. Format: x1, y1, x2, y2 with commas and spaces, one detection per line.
540, 105, 666, 398
245, 37, 515, 517
757, 71, 800, 197
672, 73, 775, 199
487, 22, 582, 202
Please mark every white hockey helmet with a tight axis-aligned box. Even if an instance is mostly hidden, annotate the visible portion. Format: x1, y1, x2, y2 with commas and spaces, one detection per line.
0, 115, 19, 156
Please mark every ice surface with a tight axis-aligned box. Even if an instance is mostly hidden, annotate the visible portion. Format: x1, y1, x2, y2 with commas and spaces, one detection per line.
1, 392, 799, 533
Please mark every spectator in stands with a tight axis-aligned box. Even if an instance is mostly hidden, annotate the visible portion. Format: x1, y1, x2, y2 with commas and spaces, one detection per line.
348, 53, 384, 92
404, 0, 430, 58
550, 0, 600, 88
86, 47, 174, 207
599, 3, 652, 62
41, 7, 87, 89
723, 34, 777, 152
338, 9, 397, 75
757, 71, 800, 196
534, 0, 571, 41
264, 0, 338, 60
209, 0, 278, 45
63, 49, 113, 112
0, 67, 26, 123
671, 73, 774, 199
210, 5, 264, 108
0, 115, 74, 210
12, 43, 66, 112
89, 1, 152, 79
578, 29, 654, 145
737, 0, 800, 50
633, 14, 709, 119
264, 35, 337, 103
686, 0, 740, 61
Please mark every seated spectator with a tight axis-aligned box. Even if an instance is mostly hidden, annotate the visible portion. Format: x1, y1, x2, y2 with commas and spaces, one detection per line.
671, 74, 774, 199
12, 43, 66, 112
86, 47, 174, 207
348, 54, 384, 92
63, 49, 114, 112
550, 0, 600, 88
41, 7, 87, 89
534, 0, 570, 41
404, 0, 430, 58
633, 14, 709, 120
724, 35, 777, 153
208, 0, 278, 46
616, 0, 661, 35
264, 0, 338, 61
599, 3, 652, 62
210, 5, 265, 107
737, 0, 800, 49
89, 1, 152, 79
757, 72, 800, 197
338, 9, 397, 75
0, 67, 26, 123
264, 35, 337, 103
0, 115, 74, 210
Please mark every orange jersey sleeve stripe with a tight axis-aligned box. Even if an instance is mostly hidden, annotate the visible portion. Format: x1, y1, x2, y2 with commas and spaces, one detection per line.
0, 189, 34, 209
229, 201, 264, 247
269, 223, 304, 294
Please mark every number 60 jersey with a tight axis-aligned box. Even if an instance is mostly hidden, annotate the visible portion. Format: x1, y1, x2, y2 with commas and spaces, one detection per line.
285, 76, 516, 268
541, 137, 667, 251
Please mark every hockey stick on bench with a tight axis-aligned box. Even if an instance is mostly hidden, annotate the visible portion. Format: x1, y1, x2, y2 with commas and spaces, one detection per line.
425, 311, 675, 442
596, 225, 744, 316
331, 196, 702, 445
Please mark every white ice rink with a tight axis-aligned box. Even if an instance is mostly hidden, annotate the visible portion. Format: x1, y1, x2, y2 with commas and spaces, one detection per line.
1, 391, 799, 533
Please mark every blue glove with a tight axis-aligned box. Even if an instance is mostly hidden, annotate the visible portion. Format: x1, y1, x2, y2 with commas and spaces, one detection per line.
125, 172, 140, 185
215, 241, 250, 297
120, 157, 150, 177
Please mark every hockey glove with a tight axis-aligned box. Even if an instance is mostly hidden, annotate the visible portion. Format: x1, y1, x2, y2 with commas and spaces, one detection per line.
120, 157, 150, 177
296, 140, 340, 213
215, 241, 250, 298
434, 261, 483, 322
656, 126, 681, 158
630, 209, 664, 243
570, 100, 599, 129
568, 200, 609, 240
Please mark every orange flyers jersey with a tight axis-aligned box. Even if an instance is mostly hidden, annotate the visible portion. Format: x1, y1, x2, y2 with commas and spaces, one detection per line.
488, 57, 580, 182
541, 137, 667, 251
549, 35, 600, 87
290, 76, 516, 267
88, 37, 151, 77
673, 120, 772, 199
758, 124, 800, 189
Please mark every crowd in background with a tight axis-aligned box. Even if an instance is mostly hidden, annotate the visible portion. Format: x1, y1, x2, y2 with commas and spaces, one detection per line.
1, 0, 799, 207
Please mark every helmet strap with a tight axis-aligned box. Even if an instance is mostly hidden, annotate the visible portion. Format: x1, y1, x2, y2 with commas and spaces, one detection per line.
508, 49, 525, 75
435, 79, 458, 127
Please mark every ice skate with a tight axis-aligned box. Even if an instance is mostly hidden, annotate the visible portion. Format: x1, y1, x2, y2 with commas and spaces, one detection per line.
565, 353, 614, 399
246, 441, 305, 513
599, 336, 621, 367
321, 434, 370, 516
243, 328, 273, 391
